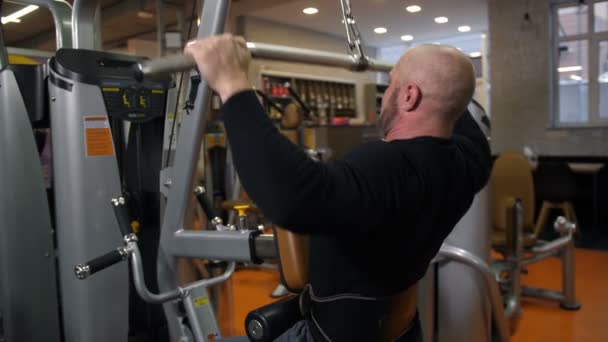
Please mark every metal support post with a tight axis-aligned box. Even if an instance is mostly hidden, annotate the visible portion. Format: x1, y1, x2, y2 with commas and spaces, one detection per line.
156, 0, 165, 56
157, 0, 232, 338
0, 19, 7, 70
176, 7, 185, 43
560, 233, 581, 310
505, 200, 523, 320
158, 0, 232, 276
72, 0, 99, 49
435, 244, 510, 342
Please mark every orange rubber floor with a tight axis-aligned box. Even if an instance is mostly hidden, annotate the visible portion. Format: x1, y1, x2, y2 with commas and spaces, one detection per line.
218, 248, 608, 341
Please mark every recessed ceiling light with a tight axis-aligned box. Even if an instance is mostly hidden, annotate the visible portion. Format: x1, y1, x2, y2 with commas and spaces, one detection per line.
434, 16, 449, 24
470, 52, 482, 58
303, 7, 319, 15
558, 66, 583, 72
1, 5, 38, 24
401, 35, 414, 42
433, 42, 441, 45
374, 27, 388, 34
406, 5, 422, 13
570, 75, 583, 81
137, 10, 155, 19
458, 25, 471, 32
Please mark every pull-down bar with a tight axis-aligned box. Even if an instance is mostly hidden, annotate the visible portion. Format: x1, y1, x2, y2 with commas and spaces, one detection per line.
135, 41, 394, 80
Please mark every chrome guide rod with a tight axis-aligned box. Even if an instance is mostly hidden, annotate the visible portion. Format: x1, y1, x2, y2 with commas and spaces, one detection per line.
72, 0, 99, 49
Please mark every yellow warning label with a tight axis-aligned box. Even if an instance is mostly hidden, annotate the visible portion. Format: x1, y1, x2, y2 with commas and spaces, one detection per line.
131, 220, 141, 234
8, 55, 39, 65
193, 296, 209, 307
205, 133, 226, 148
139, 95, 148, 108
122, 93, 132, 107
102, 87, 120, 92
152, 89, 165, 94
84, 116, 115, 157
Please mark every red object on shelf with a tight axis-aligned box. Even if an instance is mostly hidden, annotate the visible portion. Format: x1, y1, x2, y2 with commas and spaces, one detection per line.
331, 117, 349, 125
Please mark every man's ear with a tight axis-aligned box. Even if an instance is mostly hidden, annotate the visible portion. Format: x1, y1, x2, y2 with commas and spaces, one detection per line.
399, 83, 422, 112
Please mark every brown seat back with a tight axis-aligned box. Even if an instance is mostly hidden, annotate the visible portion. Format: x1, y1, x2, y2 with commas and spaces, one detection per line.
275, 227, 309, 293
490, 152, 535, 233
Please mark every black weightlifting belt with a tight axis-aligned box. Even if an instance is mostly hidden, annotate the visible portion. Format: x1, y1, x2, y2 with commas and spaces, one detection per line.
299, 285, 417, 342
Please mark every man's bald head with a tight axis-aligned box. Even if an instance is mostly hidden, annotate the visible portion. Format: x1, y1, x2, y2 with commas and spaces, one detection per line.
379, 45, 476, 138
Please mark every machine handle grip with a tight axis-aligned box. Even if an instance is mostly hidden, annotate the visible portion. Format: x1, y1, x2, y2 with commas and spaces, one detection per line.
135, 54, 196, 81
194, 186, 218, 221
112, 197, 132, 237
74, 248, 128, 280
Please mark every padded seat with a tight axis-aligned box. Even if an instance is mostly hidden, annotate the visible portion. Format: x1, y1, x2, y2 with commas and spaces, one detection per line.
244, 227, 309, 341
491, 152, 538, 250
490, 152, 581, 311
274, 227, 309, 292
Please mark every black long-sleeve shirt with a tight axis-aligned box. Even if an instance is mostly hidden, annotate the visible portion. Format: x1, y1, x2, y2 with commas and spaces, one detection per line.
222, 90, 491, 297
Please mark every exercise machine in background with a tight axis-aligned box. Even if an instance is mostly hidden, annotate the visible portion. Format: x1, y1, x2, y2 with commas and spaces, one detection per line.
1, 0, 179, 340
0, 1, 70, 341
49, 2, 177, 340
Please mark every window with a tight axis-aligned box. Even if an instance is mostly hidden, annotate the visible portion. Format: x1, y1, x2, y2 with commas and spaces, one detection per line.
552, 0, 608, 127
599, 40, 608, 117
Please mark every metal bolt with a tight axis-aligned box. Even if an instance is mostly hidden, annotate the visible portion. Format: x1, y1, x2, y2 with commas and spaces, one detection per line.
51, 97, 56, 102
211, 217, 223, 226
44, 253, 50, 257
112, 197, 126, 206
248, 320, 264, 339
164, 179, 172, 187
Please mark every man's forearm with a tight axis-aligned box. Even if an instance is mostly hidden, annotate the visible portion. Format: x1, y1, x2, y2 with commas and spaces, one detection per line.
217, 78, 251, 103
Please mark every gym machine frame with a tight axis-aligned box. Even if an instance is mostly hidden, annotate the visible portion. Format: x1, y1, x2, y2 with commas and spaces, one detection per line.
74, 0, 510, 341
3, 0, 72, 50
0, 0, 71, 66
491, 199, 580, 310
0, 1, 71, 341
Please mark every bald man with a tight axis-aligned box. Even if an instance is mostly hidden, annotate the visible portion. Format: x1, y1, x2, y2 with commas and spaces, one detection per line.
186, 36, 491, 342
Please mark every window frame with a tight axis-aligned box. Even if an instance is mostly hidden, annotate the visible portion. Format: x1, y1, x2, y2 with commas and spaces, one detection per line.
550, 0, 608, 128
